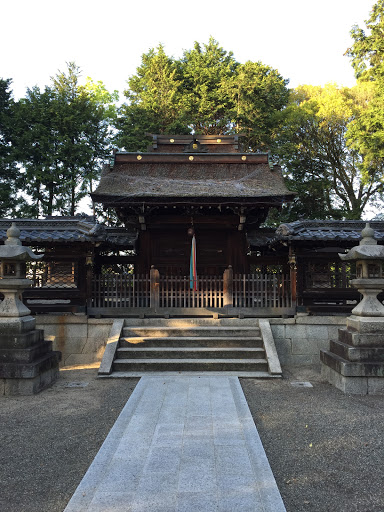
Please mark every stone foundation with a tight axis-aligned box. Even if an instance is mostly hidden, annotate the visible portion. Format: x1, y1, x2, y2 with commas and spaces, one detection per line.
35, 315, 115, 367
34, 314, 348, 369
269, 316, 346, 366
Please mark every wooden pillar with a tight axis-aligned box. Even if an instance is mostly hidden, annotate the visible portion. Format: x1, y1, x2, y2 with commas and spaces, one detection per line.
223, 265, 233, 307
150, 265, 160, 309
85, 251, 94, 307
288, 246, 297, 309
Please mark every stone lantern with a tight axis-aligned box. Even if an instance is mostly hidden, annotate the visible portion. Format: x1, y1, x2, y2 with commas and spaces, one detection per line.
321, 223, 384, 394
0, 223, 60, 395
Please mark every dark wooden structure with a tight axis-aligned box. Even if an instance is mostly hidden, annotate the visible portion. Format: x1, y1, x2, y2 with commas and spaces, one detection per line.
2, 136, 383, 317
92, 134, 295, 276
273, 220, 384, 314
1, 217, 384, 316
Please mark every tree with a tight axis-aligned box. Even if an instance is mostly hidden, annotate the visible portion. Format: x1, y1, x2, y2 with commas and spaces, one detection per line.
0, 79, 20, 216
116, 45, 190, 151
346, 1, 384, 174
115, 39, 289, 152
13, 86, 65, 217
178, 38, 239, 134
272, 83, 383, 221
228, 60, 289, 151
13, 63, 118, 217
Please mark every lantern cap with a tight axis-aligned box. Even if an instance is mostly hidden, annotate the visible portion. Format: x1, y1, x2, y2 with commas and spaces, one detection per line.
340, 223, 384, 261
0, 223, 43, 261
360, 223, 376, 245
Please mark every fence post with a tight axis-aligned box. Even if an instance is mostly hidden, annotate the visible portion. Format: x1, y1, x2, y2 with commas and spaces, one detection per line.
223, 265, 233, 308
150, 265, 160, 310
288, 248, 297, 309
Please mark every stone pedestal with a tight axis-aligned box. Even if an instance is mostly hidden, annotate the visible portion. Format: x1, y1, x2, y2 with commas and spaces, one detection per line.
0, 315, 60, 395
321, 316, 384, 394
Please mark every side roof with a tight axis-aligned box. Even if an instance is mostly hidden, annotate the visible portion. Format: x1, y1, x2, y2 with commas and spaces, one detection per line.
275, 220, 384, 242
0, 217, 136, 248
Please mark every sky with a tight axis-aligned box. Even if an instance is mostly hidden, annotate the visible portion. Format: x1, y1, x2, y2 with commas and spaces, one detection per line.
1, 0, 376, 101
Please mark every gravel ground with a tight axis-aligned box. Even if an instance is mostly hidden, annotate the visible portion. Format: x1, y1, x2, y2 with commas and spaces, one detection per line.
1, 366, 384, 512
0, 367, 139, 512
241, 366, 384, 512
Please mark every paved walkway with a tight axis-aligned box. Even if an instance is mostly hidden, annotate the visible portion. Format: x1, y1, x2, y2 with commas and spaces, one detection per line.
64, 376, 286, 512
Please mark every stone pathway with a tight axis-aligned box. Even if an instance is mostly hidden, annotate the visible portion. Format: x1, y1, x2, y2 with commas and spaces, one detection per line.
64, 376, 286, 512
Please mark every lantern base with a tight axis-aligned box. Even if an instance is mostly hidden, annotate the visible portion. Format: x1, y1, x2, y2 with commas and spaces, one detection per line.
0, 317, 60, 395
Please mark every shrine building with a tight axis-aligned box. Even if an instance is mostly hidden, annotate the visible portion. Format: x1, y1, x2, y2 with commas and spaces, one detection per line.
92, 134, 295, 276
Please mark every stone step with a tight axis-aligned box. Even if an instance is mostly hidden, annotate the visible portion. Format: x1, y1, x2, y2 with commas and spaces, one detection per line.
330, 339, 384, 362
0, 350, 61, 379
112, 358, 269, 372
0, 329, 44, 350
120, 336, 263, 348
122, 326, 261, 338
320, 349, 384, 377
116, 347, 266, 360
123, 318, 261, 327
0, 340, 53, 364
101, 370, 278, 378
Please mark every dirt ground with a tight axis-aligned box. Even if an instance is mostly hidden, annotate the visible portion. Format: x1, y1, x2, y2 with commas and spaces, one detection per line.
241, 366, 384, 512
1, 366, 384, 512
0, 366, 139, 512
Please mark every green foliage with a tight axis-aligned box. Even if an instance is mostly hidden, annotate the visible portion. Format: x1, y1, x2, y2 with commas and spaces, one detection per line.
13, 63, 117, 217
0, 79, 20, 216
178, 38, 239, 134
115, 39, 289, 152
346, 1, 384, 176
271, 83, 383, 221
116, 45, 190, 151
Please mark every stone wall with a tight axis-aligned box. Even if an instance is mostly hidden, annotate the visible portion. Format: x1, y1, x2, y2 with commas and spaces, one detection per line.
34, 314, 348, 368
270, 316, 347, 366
35, 315, 114, 367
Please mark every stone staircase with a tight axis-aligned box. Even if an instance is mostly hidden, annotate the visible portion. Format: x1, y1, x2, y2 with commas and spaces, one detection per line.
99, 318, 282, 377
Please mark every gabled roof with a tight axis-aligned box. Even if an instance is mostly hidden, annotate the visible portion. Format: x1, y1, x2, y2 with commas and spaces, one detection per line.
275, 220, 384, 242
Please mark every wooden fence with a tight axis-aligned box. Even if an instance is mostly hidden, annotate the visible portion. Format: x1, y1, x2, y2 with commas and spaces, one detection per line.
91, 274, 150, 309
87, 266, 294, 316
233, 273, 291, 309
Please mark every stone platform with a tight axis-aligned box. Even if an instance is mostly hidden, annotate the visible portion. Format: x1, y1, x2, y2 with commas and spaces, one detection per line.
64, 376, 286, 512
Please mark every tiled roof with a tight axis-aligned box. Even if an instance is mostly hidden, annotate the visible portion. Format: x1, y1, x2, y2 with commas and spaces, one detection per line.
0, 218, 136, 248
275, 220, 384, 242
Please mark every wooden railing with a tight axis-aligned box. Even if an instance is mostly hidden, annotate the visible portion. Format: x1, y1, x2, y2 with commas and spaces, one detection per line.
87, 266, 294, 316
159, 274, 224, 308
233, 273, 292, 308
91, 273, 150, 308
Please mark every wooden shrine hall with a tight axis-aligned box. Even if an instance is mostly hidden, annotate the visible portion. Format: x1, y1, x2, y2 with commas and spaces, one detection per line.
87, 134, 296, 316
93, 134, 294, 276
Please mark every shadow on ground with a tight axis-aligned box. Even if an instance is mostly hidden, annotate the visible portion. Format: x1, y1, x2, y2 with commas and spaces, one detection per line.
0, 368, 138, 512
241, 365, 384, 512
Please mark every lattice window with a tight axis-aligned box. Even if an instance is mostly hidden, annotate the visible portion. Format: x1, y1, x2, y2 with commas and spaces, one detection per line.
26, 261, 79, 288
304, 262, 355, 289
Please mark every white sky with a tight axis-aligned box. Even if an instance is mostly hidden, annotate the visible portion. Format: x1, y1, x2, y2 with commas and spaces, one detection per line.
2, 0, 375, 100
